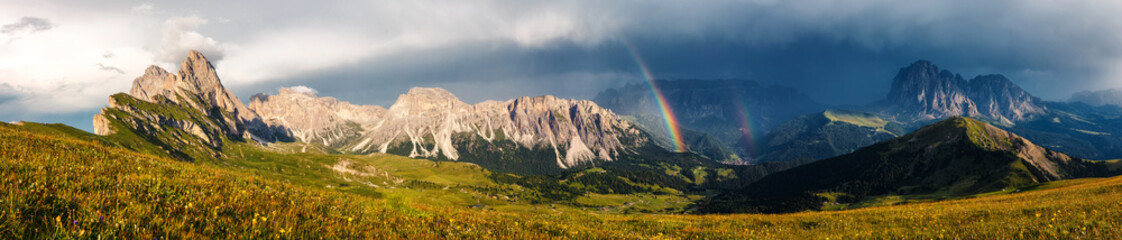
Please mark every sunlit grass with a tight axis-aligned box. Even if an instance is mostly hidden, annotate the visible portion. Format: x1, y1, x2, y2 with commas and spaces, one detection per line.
2, 123, 1122, 239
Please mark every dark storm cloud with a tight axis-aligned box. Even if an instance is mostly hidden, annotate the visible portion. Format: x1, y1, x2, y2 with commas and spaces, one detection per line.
232, 41, 638, 106
223, 1, 1122, 106
1, 17, 53, 34
609, 0, 1122, 102
0, 83, 18, 104
7, 0, 1120, 124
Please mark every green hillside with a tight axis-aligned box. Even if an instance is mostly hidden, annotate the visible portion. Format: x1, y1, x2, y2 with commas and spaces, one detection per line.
704, 117, 1122, 213
752, 110, 904, 163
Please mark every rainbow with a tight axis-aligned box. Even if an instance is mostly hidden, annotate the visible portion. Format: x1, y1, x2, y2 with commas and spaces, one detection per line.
622, 39, 687, 152
727, 82, 756, 157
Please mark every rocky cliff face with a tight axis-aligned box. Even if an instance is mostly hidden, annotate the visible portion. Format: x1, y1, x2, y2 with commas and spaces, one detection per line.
124, 50, 260, 138
247, 88, 385, 148
249, 87, 647, 169
97, 50, 287, 141
879, 60, 1045, 124
967, 74, 1046, 123
92, 50, 291, 161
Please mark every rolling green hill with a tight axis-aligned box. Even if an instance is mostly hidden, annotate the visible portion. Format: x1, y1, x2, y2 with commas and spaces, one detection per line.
751, 110, 905, 163
703, 117, 1122, 213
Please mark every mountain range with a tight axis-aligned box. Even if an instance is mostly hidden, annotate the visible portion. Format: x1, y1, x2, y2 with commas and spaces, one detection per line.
89, 50, 802, 194
96, 50, 649, 173
602, 60, 1122, 168
82, 50, 1122, 216
248, 85, 655, 174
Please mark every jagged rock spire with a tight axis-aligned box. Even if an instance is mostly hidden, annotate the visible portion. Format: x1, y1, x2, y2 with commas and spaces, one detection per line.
881, 60, 1045, 124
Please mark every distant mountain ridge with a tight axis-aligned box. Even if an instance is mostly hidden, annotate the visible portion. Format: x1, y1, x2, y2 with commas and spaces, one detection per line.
1071, 88, 1122, 107
739, 60, 1075, 165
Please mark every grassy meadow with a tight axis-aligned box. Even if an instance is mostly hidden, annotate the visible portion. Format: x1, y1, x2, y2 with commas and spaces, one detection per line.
1, 122, 1121, 239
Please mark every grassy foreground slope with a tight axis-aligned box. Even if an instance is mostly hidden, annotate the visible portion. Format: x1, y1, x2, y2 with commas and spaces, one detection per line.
2, 123, 1122, 239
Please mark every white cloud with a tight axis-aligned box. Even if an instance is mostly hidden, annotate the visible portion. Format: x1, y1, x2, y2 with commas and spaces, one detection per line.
0, 4, 156, 116
285, 85, 317, 94
131, 4, 154, 15
155, 15, 224, 68
211, 1, 625, 86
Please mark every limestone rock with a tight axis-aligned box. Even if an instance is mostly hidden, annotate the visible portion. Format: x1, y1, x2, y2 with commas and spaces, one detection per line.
879, 60, 1046, 124
247, 88, 385, 147
249, 87, 647, 169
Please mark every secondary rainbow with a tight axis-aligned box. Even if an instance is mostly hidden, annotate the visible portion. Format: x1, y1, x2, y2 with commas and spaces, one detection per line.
622, 39, 687, 152
727, 81, 756, 157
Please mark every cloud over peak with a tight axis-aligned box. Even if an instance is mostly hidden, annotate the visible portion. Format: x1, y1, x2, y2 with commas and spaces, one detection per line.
284, 85, 317, 95
155, 15, 225, 67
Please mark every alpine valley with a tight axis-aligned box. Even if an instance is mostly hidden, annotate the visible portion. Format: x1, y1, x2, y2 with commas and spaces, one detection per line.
4, 50, 1122, 239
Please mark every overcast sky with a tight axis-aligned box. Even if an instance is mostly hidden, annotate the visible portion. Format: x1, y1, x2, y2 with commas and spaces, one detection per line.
2, 1, 1122, 131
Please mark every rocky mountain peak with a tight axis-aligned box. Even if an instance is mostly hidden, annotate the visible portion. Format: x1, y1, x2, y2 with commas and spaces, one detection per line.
896, 60, 939, 78
887, 60, 968, 106
879, 60, 1044, 124
390, 87, 468, 113
104, 50, 284, 142
127, 50, 243, 113
404, 87, 461, 102
968, 74, 1014, 88
176, 50, 222, 92
129, 65, 174, 102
